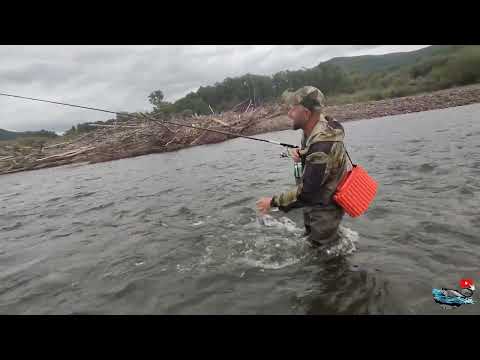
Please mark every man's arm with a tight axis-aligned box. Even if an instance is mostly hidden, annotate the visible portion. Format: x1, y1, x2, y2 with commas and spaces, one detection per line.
271, 142, 333, 212
270, 185, 302, 212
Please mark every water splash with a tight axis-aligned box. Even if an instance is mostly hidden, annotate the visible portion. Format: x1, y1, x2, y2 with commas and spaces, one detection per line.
324, 226, 360, 257
176, 264, 194, 273
244, 216, 360, 266
177, 215, 359, 274
256, 214, 304, 235
238, 253, 306, 270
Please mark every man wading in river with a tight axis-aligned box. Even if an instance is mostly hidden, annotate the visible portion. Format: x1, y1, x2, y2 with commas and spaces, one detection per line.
256, 86, 349, 250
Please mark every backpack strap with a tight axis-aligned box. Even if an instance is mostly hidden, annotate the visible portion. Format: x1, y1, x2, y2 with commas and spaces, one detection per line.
343, 143, 355, 167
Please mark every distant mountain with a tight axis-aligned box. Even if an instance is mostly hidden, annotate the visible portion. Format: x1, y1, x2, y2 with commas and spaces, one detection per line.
0, 129, 19, 141
0, 128, 58, 141
322, 45, 464, 75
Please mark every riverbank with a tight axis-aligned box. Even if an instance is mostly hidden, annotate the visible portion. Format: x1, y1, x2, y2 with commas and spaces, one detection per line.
2, 83, 480, 176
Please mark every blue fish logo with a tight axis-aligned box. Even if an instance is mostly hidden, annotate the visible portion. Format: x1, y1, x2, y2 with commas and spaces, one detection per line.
432, 278, 475, 309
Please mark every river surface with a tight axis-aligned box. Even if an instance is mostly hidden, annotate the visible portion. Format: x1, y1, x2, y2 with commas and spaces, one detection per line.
1, 104, 480, 314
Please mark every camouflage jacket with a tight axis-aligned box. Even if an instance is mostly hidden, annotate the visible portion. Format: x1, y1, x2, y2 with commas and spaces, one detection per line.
271, 115, 349, 212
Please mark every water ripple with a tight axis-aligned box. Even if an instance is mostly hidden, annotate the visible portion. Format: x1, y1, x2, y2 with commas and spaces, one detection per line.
2, 104, 480, 314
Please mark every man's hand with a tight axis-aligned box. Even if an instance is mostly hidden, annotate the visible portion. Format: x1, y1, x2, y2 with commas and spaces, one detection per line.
256, 197, 272, 214
289, 148, 301, 163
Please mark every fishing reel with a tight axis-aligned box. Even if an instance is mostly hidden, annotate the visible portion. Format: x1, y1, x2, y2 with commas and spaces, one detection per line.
280, 147, 303, 184
280, 146, 300, 158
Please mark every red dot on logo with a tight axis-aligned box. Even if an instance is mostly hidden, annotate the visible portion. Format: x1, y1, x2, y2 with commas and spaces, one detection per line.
460, 278, 474, 288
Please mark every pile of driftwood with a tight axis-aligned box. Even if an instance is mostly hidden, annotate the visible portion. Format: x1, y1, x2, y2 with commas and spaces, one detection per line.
0, 102, 286, 175
7, 82, 480, 176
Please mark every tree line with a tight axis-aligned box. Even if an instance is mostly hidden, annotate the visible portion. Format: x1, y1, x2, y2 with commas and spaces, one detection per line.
149, 45, 480, 115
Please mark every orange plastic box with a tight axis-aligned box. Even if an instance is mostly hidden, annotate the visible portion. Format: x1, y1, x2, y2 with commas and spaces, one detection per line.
333, 165, 378, 217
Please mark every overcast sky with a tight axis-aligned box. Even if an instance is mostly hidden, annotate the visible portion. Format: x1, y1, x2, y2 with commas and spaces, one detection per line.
0, 45, 429, 133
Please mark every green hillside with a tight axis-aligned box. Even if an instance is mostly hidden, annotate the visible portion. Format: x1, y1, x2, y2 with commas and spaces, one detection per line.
0, 128, 58, 141
0, 129, 19, 141
323, 45, 460, 74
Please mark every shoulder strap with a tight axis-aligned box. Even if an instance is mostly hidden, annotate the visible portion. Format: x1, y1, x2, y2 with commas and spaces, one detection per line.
322, 115, 355, 167
342, 142, 355, 167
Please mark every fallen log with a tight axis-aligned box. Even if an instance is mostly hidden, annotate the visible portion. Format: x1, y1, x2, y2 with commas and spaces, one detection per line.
231, 99, 249, 112
209, 117, 230, 127
244, 100, 252, 113
43, 141, 72, 149
0, 156, 15, 162
88, 124, 140, 129
35, 146, 96, 163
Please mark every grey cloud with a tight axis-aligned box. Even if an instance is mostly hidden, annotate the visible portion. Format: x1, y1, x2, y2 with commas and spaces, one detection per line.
1, 63, 79, 87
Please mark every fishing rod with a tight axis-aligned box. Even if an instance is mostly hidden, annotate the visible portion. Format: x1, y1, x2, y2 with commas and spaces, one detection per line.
0, 91, 298, 149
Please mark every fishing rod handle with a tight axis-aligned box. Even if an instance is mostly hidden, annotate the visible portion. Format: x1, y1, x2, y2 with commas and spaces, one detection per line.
280, 143, 298, 148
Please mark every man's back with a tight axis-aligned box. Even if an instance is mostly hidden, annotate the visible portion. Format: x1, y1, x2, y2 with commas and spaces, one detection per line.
297, 115, 349, 248
299, 115, 348, 207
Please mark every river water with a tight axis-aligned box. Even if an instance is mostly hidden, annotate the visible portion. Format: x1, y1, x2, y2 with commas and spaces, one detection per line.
1, 104, 480, 314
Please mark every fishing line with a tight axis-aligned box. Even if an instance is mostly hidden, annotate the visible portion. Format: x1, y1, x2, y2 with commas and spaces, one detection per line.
0, 91, 298, 149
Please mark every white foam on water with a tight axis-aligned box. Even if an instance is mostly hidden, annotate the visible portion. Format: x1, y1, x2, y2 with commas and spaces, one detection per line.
233, 219, 310, 270
192, 221, 204, 226
236, 224, 359, 269
176, 263, 194, 273
239, 254, 305, 270
191, 217, 359, 274
256, 214, 304, 235
324, 226, 359, 257
198, 245, 214, 266
185, 215, 308, 271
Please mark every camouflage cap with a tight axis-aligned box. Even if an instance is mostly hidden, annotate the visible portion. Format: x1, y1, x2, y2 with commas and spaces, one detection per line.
281, 86, 325, 111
